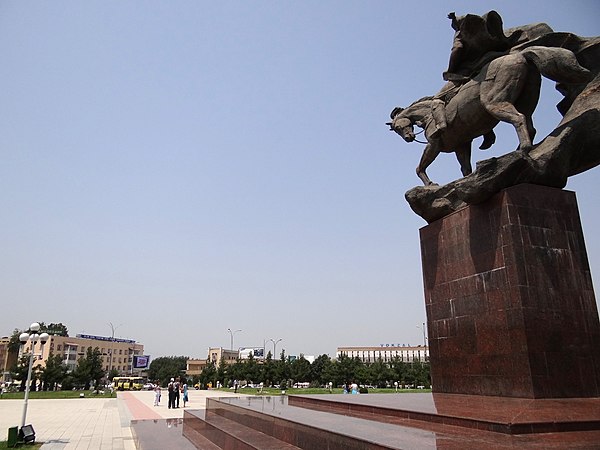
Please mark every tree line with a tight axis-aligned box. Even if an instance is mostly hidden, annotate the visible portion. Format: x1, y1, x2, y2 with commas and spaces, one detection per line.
147, 351, 430, 390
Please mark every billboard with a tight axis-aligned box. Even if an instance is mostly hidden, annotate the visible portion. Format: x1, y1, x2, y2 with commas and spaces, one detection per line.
239, 347, 264, 359
132, 355, 150, 369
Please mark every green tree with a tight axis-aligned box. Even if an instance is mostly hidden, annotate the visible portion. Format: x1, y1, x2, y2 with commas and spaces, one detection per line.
7, 329, 22, 354
367, 357, 392, 387
198, 361, 217, 389
227, 358, 246, 384
261, 351, 276, 386
147, 356, 188, 386
216, 356, 228, 386
389, 356, 407, 385
273, 349, 290, 384
290, 355, 311, 383
107, 368, 119, 381
405, 359, 430, 387
243, 353, 261, 383
41, 354, 67, 391
39, 322, 69, 336
10, 355, 31, 391
73, 347, 105, 389
310, 354, 332, 385
333, 355, 362, 386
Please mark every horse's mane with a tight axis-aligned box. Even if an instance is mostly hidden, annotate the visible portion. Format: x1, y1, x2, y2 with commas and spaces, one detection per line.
409, 95, 434, 107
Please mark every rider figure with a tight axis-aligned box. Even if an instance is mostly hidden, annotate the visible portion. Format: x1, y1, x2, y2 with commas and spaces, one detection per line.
431, 10, 517, 141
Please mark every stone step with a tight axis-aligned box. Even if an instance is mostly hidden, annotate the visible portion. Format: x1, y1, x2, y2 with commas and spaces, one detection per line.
181, 423, 222, 450
183, 409, 301, 450
182, 396, 600, 449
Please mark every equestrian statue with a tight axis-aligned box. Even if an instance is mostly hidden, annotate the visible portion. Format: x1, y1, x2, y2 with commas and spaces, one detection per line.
386, 11, 600, 222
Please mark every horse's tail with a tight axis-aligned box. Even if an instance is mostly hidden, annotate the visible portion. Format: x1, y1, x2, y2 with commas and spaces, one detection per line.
520, 46, 591, 84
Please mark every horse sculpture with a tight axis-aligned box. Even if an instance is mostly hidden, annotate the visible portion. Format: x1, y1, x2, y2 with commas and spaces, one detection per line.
388, 46, 590, 186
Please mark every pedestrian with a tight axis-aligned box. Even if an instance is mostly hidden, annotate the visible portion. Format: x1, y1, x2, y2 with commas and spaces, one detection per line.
154, 383, 161, 406
173, 377, 181, 408
182, 379, 189, 407
167, 378, 175, 409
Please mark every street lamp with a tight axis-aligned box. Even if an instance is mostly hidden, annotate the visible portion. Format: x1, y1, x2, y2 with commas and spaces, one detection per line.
416, 322, 427, 347
268, 338, 282, 359
108, 322, 123, 375
19, 322, 49, 441
227, 328, 241, 351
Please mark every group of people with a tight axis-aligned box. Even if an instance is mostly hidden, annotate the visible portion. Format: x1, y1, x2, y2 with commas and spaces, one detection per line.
153, 377, 189, 408
343, 382, 359, 394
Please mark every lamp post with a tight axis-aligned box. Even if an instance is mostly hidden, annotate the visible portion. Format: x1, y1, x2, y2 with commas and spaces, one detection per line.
416, 322, 427, 347
416, 322, 428, 362
227, 328, 241, 351
108, 322, 122, 375
268, 338, 282, 359
19, 322, 49, 436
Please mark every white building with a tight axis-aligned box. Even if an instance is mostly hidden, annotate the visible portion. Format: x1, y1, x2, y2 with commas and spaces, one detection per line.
337, 345, 428, 363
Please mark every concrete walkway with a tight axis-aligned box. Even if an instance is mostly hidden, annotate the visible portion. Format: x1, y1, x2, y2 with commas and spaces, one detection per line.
0, 389, 246, 449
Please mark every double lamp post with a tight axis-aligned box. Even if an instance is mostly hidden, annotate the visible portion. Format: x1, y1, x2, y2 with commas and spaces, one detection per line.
17, 322, 49, 442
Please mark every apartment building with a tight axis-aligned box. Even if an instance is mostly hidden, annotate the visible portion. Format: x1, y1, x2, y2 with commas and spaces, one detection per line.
18, 333, 144, 375
337, 345, 429, 363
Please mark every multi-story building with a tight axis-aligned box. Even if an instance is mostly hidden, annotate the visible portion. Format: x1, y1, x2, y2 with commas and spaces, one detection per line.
18, 333, 144, 376
186, 347, 239, 377
208, 347, 239, 367
337, 345, 429, 363
186, 358, 208, 376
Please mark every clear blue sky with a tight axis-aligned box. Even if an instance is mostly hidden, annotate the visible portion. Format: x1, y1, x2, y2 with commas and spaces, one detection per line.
1, 1, 599, 360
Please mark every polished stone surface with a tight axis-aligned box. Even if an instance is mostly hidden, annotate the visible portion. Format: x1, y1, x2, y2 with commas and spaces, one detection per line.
420, 184, 600, 397
131, 418, 198, 450
290, 393, 600, 434
182, 395, 600, 449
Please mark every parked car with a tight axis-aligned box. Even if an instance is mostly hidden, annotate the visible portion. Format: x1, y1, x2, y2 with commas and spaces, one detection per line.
143, 383, 155, 390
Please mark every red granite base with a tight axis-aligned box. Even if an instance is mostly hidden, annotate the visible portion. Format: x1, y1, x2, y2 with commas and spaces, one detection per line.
420, 184, 600, 398
181, 395, 600, 449
288, 393, 600, 435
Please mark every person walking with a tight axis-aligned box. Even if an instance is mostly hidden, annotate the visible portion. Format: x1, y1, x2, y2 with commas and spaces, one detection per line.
153, 383, 161, 406
167, 378, 175, 409
173, 377, 181, 408
182, 379, 189, 407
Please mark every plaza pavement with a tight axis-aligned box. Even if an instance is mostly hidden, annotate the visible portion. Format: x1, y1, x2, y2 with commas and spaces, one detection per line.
0, 389, 246, 449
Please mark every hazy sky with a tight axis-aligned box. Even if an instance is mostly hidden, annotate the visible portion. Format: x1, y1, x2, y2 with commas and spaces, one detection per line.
1, 1, 599, 360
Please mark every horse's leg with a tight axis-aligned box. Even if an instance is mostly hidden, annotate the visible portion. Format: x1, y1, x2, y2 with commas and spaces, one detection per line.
454, 142, 473, 177
417, 143, 441, 186
516, 70, 541, 144
481, 56, 532, 152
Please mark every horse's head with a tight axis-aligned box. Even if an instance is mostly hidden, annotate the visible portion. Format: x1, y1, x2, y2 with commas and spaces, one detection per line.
386, 107, 416, 143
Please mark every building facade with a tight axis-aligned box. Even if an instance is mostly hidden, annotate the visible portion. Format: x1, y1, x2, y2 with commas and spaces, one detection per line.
208, 347, 239, 367
18, 334, 144, 376
186, 358, 208, 376
337, 345, 429, 363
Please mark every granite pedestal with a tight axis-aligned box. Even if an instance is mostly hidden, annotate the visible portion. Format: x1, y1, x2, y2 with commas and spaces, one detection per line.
420, 184, 600, 398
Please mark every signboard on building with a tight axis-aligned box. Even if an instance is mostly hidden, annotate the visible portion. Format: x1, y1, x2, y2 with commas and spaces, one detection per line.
76, 334, 136, 344
132, 355, 150, 369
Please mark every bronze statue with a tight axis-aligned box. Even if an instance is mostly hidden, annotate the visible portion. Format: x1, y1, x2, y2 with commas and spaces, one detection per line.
387, 11, 600, 222
388, 46, 589, 186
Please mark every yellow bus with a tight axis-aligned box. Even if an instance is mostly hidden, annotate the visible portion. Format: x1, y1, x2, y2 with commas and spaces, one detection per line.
113, 376, 144, 391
